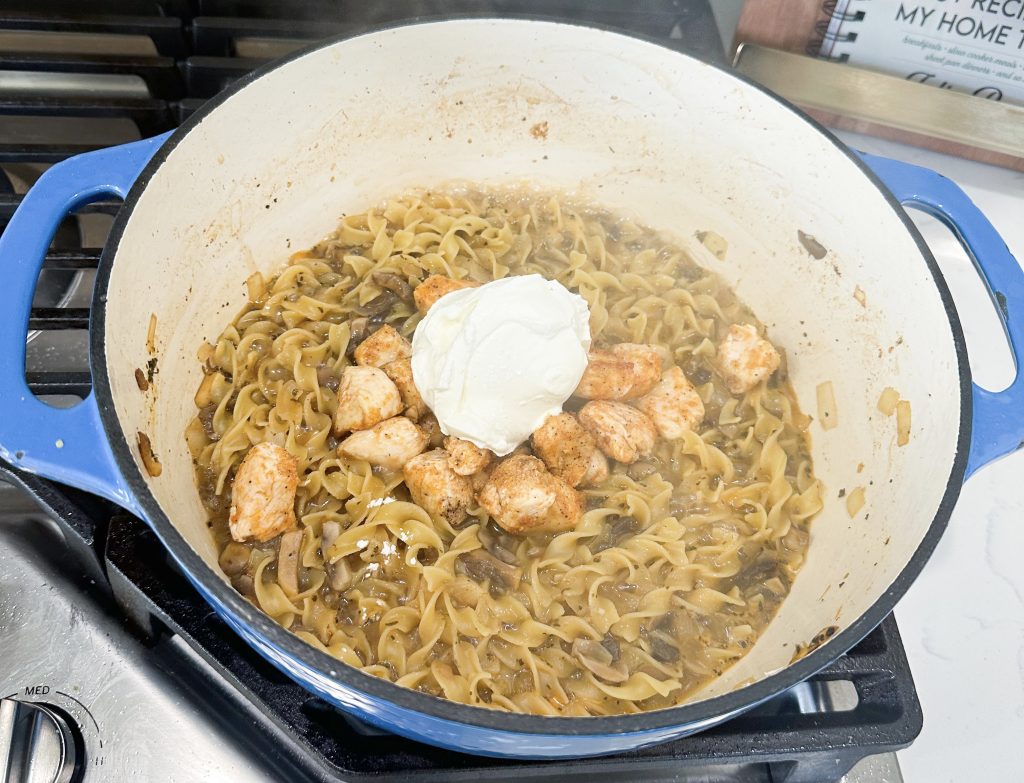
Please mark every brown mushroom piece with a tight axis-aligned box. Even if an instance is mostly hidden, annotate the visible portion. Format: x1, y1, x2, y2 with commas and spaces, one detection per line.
321, 521, 355, 592
354, 290, 400, 318
218, 542, 252, 577
572, 638, 629, 683
477, 520, 520, 565
277, 528, 304, 596
372, 270, 414, 301
456, 550, 523, 596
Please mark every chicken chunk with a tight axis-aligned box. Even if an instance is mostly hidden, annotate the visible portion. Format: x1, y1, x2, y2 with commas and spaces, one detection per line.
581, 449, 609, 486
636, 366, 706, 440
338, 416, 428, 470
578, 401, 658, 464
381, 358, 427, 421
575, 343, 662, 401
333, 365, 402, 435
419, 412, 445, 448
715, 323, 781, 394
404, 449, 474, 526
413, 274, 479, 313
228, 442, 298, 543
353, 324, 412, 368
530, 413, 599, 488
470, 462, 493, 493
444, 436, 493, 476
478, 455, 583, 535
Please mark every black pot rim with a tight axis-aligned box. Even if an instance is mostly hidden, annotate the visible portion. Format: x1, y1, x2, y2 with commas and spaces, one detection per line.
90, 16, 971, 738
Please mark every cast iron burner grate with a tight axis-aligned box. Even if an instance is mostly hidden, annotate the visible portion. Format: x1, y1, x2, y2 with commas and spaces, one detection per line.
0, 3, 919, 781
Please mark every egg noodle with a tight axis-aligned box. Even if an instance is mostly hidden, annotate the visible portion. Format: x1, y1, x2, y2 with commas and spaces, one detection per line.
187, 189, 823, 715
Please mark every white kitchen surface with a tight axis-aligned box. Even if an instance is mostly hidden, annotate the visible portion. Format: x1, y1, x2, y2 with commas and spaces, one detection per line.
834, 130, 1024, 783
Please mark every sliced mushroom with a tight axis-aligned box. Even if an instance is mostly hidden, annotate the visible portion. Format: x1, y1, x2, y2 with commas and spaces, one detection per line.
354, 290, 400, 317
219, 542, 251, 577
277, 529, 304, 596
372, 270, 414, 300
346, 317, 371, 358
456, 549, 522, 596
572, 638, 629, 683
321, 521, 355, 592
649, 613, 680, 663
478, 520, 520, 565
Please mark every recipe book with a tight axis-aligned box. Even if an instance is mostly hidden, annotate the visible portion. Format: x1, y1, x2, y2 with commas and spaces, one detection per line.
737, 0, 1024, 106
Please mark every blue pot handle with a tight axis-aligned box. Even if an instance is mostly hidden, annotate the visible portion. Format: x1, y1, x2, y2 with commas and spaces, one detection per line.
0, 133, 171, 513
861, 152, 1024, 477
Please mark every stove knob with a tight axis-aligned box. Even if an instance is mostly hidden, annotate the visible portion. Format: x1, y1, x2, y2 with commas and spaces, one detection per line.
0, 698, 80, 783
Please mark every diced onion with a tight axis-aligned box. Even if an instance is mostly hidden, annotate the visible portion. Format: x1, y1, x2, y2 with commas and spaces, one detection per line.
146, 313, 157, 355
696, 230, 728, 261
877, 387, 899, 416
246, 271, 266, 303
194, 371, 218, 408
816, 381, 838, 431
846, 486, 866, 517
896, 400, 912, 446
137, 432, 162, 477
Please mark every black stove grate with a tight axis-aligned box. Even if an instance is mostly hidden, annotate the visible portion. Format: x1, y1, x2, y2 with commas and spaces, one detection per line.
0, 477, 921, 783
0, 4, 920, 782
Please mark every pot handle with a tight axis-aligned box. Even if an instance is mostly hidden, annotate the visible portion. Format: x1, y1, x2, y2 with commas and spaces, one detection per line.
0, 133, 171, 513
861, 152, 1024, 477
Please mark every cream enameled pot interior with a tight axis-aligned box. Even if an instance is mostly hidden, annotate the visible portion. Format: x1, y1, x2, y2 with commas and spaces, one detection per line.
103, 20, 962, 701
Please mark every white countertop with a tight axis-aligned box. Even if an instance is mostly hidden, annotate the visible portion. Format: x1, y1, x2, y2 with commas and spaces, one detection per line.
835, 131, 1024, 783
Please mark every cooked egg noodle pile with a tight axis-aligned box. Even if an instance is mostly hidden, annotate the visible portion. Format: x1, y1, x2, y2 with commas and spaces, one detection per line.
189, 190, 823, 715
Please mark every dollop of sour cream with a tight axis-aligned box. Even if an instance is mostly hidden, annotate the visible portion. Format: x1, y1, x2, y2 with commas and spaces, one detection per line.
411, 274, 591, 456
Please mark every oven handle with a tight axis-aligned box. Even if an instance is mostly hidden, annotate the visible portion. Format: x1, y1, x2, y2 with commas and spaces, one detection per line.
0, 134, 170, 513
861, 152, 1024, 477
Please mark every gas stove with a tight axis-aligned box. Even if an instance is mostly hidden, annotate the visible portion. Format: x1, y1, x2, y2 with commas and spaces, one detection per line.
0, 4, 919, 782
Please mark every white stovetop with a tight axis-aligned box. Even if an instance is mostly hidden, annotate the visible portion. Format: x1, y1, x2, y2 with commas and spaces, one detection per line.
834, 131, 1024, 783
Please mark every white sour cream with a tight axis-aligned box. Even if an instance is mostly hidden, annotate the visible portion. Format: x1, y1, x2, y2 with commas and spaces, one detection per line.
411, 274, 591, 456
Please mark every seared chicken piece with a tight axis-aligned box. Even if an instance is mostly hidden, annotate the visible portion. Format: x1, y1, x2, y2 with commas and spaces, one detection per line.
478, 455, 583, 535
714, 323, 781, 394
531, 413, 599, 488
413, 275, 479, 313
354, 324, 412, 368
575, 343, 662, 401
418, 412, 445, 449
578, 401, 657, 464
338, 416, 428, 470
229, 442, 299, 543
333, 365, 402, 434
381, 358, 427, 421
581, 449, 609, 486
470, 462, 493, 493
404, 449, 474, 526
636, 366, 706, 440
444, 436, 493, 476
